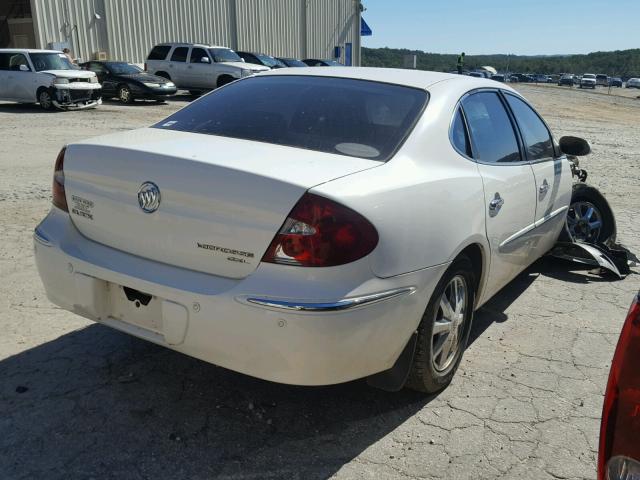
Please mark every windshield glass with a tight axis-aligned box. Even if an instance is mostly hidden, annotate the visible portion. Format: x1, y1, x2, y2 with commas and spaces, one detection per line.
108, 63, 143, 75
209, 48, 242, 63
153, 75, 428, 161
30, 53, 74, 71
255, 54, 279, 68
281, 58, 307, 67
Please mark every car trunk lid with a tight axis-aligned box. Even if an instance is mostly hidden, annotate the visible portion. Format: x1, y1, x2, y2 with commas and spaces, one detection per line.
63, 128, 379, 279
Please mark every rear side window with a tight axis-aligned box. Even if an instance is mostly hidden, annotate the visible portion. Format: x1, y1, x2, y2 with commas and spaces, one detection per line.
461, 92, 521, 163
154, 75, 428, 161
0, 52, 11, 70
504, 94, 555, 161
451, 108, 471, 157
170, 47, 188, 62
148, 45, 171, 60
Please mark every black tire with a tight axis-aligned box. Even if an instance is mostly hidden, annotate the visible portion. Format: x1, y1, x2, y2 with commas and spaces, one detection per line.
118, 85, 133, 104
560, 183, 616, 245
37, 88, 55, 111
217, 75, 235, 88
405, 255, 476, 394
155, 72, 170, 80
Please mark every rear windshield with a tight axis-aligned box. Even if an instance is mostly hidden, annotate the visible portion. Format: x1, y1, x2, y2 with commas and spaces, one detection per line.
153, 75, 428, 161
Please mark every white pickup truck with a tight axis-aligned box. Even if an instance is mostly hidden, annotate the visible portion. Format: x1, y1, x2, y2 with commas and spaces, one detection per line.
0, 49, 102, 110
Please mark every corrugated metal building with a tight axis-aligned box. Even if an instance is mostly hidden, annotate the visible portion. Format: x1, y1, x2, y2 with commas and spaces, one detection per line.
0, 0, 363, 65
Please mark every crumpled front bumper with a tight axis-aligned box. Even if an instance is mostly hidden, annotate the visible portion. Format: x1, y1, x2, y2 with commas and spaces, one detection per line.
53, 84, 102, 110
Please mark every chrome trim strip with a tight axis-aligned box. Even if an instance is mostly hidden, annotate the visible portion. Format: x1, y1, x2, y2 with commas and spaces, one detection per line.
33, 228, 52, 247
499, 223, 536, 249
534, 205, 569, 228
244, 287, 416, 312
499, 205, 569, 249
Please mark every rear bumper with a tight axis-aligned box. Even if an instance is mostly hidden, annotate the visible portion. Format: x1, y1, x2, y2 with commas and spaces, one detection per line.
34, 208, 447, 386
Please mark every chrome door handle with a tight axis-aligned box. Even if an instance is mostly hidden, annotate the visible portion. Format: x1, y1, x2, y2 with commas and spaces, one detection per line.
489, 193, 504, 216
539, 179, 549, 195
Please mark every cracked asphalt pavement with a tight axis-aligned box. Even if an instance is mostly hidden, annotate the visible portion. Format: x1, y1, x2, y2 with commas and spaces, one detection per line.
1, 85, 639, 479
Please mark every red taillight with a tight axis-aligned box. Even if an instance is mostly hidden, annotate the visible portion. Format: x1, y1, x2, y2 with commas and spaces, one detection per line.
262, 193, 378, 267
52, 147, 68, 212
598, 293, 640, 480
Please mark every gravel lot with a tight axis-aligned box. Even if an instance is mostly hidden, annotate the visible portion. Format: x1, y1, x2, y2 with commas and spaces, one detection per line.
1, 84, 639, 480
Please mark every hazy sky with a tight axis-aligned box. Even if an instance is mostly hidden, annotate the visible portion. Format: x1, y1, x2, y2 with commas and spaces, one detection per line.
361, 0, 639, 55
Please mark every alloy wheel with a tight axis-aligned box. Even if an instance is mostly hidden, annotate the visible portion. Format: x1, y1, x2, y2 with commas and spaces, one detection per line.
566, 200, 603, 243
39, 91, 52, 110
119, 87, 131, 103
431, 275, 467, 372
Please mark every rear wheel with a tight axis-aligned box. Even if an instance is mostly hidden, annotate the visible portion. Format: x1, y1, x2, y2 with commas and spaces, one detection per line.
118, 85, 133, 104
405, 256, 476, 393
38, 89, 54, 110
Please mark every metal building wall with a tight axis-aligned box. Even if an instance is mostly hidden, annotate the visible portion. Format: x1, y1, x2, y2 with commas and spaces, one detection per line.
30, 0, 361, 65
235, 0, 305, 58
306, 0, 360, 66
30, 0, 109, 59
103, 0, 236, 62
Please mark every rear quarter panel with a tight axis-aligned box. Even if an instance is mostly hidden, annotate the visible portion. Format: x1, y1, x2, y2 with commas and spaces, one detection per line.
311, 79, 489, 279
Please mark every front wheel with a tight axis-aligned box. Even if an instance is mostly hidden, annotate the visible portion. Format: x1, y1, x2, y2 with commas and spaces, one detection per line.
217, 75, 235, 88
562, 183, 616, 245
405, 256, 476, 394
38, 89, 54, 110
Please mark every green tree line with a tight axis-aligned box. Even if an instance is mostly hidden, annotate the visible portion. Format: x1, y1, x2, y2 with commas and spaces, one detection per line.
362, 47, 640, 78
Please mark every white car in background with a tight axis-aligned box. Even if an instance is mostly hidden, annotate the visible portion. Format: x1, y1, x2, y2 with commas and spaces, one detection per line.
626, 78, 640, 89
145, 42, 269, 93
34, 68, 585, 393
0, 49, 101, 110
580, 73, 597, 89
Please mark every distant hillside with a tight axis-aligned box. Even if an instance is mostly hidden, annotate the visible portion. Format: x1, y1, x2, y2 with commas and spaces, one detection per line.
362, 47, 640, 78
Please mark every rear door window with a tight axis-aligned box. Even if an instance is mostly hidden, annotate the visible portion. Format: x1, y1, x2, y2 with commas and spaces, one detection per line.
461, 91, 521, 163
170, 47, 188, 63
148, 45, 171, 60
504, 93, 555, 161
154, 75, 428, 161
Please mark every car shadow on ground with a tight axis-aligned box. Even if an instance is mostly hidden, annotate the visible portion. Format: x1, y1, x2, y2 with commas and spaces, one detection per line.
2, 254, 621, 479
0, 103, 52, 114
1, 322, 434, 479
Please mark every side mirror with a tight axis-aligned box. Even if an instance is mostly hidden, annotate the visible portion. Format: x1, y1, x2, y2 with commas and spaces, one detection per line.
19, 64, 30, 72
559, 136, 591, 156
201, 57, 210, 64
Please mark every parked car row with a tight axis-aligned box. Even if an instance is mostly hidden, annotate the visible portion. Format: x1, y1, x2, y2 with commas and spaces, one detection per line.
143, 42, 343, 98
0, 44, 346, 109
487, 71, 633, 89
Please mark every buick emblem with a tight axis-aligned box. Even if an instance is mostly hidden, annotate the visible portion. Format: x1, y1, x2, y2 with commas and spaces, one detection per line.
137, 182, 161, 213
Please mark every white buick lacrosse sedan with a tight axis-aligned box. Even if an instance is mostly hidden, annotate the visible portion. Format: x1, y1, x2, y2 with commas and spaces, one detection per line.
34, 68, 579, 393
